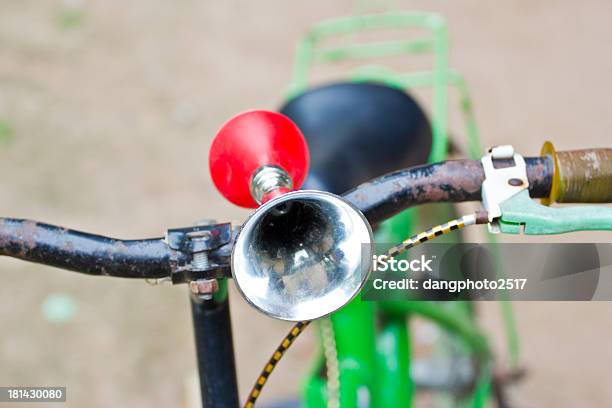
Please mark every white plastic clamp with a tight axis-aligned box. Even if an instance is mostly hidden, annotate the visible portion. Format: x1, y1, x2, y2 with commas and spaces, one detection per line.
481, 145, 529, 233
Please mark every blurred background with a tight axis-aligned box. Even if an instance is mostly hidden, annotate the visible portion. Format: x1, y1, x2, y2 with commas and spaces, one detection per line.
1, 1, 612, 407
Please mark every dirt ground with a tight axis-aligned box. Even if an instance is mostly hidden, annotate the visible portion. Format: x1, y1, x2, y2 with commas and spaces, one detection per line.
1, 1, 612, 407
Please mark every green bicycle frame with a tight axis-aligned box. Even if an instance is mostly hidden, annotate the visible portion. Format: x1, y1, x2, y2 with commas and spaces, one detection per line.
286, 11, 519, 407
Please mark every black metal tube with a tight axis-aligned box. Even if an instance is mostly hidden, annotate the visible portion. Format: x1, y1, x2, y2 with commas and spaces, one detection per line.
0, 218, 187, 279
191, 295, 240, 408
0, 157, 554, 274
343, 156, 553, 225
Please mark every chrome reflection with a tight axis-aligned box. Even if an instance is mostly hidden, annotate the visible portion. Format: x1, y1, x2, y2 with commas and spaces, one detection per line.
232, 190, 374, 321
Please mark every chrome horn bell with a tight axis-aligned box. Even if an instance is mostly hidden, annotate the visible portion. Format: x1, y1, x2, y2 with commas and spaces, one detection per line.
232, 190, 373, 321
209, 111, 373, 321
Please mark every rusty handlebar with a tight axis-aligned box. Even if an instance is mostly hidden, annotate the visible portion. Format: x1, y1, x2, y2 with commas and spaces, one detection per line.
0, 154, 586, 280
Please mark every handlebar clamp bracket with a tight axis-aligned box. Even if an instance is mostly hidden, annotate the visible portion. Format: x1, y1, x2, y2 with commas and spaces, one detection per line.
166, 223, 233, 284
481, 145, 530, 233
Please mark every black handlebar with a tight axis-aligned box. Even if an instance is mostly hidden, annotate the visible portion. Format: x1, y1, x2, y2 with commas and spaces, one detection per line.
346, 156, 553, 225
0, 219, 187, 279
0, 156, 555, 280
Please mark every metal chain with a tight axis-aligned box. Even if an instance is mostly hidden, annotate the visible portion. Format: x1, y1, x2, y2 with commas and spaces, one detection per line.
321, 318, 340, 408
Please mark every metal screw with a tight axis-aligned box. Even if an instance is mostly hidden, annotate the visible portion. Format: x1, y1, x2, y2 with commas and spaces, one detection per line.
190, 219, 218, 301
190, 229, 212, 271
192, 250, 210, 270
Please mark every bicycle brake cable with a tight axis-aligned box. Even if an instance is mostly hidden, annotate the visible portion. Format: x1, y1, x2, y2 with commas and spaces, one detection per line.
385, 212, 489, 258
243, 211, 489, 408
245, 321, 311, 408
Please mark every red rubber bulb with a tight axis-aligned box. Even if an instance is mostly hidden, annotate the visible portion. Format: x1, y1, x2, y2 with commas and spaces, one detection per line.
209, 110, 310, 208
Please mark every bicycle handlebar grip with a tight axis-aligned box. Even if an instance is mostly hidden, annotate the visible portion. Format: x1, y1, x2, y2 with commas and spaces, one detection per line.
209, 110, 309, 208
541, 141, 612, 204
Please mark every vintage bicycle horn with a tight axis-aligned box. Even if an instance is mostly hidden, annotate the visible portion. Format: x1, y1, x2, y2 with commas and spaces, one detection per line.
209, 110, 373, 321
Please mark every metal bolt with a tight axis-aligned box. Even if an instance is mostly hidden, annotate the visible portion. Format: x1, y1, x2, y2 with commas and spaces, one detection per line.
190, 219, 218, 301
192, 250, 210, 270
189, 279, 219, 299
189, 229, 212, 270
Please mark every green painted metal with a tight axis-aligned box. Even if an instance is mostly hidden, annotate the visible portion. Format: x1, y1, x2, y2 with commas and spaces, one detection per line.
351, 59, 523, 374
379, 301, 490, 357
213, 278, 229, 303
332, 299, 377, 407
289, 10, 505, 408
302, 375, 327, 408
500, 190, 612, 234
373, 315, 412, 407
372, 208, 416, 407
302, 298, 377, 408
374, 204, 494, 407
314, 39, 433, 62
467, 370, 493, 408
288, 12, 449, 162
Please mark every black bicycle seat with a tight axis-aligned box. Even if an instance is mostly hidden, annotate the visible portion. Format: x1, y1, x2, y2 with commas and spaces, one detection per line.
280, 82, 432, 194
